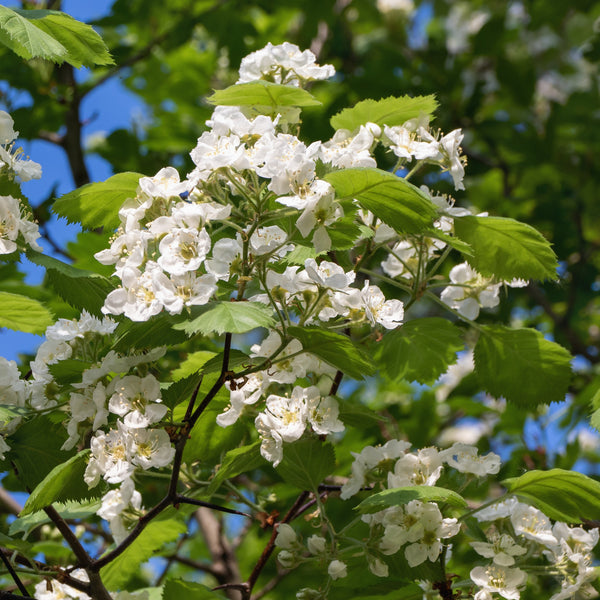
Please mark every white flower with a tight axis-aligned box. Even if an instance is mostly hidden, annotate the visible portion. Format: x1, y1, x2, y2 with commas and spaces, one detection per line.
275, 523, 298, 549
441, 262, 501, 320
307, 535, 327, 555
470, 565, 527, 600
474, 497, 520, 522
319, 125, 377, 169
388, 447, 444, 487
97, 478, 142, 544
0, 195, 22, 254
360, 282, 404, 329
250, 225, 292, 256
258, 388, 308, 443
238, 42, 335, 86
441, 443, 501, 476
107, 374, 167, 429
327, 559, 347, 580
138, 166, 192, 200
157, 227, 211, 275
307, 395, 344, 436
130, 428, 175, 470
471, 533, 527, 566
341, 439, 411, 499
510, 503, 557, 547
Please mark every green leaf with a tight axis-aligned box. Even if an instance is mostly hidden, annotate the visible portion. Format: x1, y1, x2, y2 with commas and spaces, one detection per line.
182, 405, 245, 466
27, 251, 116, 317
288, 326, 376, 380
277, 438, 335, 492
7, 414, 72, 490
52, 172, 143, 231
173, 301, 276, 335
338, 401, 386, 428
378, 318, 463, 385
503, 469, 600, 523
201, 349, 251, 375
357, 486, 468, 514
0, 404, 29, 425
474, 326, 572, 407
21, 450, 96, 516
11, 8, 113, 68
48, 359, 92, 385
206, 441, 266, 495
0, 6, 67, 63
162, 371, 204, 410
330, 95, 438, 131
171, 351, 217, 381
10, 499, 100, 536
208, 80, 320, 107
112, 314, 191, 352
163, 579, 224, 599
0, 290, 53, 334
101, 510, 186, 589
454, 216, 558, 281
325, 168, 436, 234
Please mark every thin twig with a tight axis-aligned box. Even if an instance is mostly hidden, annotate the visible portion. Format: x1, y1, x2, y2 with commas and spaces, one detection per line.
0, 547, 28, 596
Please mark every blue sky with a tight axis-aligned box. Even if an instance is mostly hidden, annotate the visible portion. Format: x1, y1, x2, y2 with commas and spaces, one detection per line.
1, 0, 146, 361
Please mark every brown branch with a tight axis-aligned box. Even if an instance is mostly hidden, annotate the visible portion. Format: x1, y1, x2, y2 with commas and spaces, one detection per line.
0, 487, 22, 516
196, 507, 242, 600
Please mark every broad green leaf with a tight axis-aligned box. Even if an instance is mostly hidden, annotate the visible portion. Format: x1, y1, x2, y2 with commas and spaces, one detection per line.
338, 401, 386, 428
201, 349, 252, 375
182, 405, 245, 466
207, 441, 266, 495
21, 450, 96, 516
277, 438, 335, 492
585, 377, 600, 431
0, 290, 53, 334
101, 510, 186, 589
0, 532, 32, 555
208, 80, 320, 107
163, 579, 224, 599
454, 216, 558, 281
281, 244, 321, 266
112, 315, 191, 352
325, 168, 436, 234
48, 359, 92, 385
9, 499, 100, 536
330, 95, 438, 131
357, 486, 467, 514
378, 318, 463, 385
503, 469, 600, 523
288, 325, 376, 380
474, 326, 572, 407
0, 6, 67, 63
27, 251, 116, 317
331, 584, 424, 600
174, 301, 276, 335
171, 351, 217, 381
52, 172, 143, 231
162, 371, 204, 410
12, 8, 113, 68
7, 414, 72, 490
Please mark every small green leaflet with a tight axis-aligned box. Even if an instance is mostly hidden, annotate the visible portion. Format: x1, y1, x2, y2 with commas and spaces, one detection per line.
503, 469, 600, 524
100, 510, 186, 589
378, 318, 463, 385
52, 172, 143, 231
206, 441, 266, 496
0, 290, 53, 334
454, 216, 558, 281
0, 405, 29, 425
173, 301, 276, 335
474, 326, 572, 407
163, 579, 224, 599
21, 450, 96, 516
208, 80, 320, 107
357, 486, 467, 514
325, 168, 435, 234
288, 325, 376, 380
277, 438, 335, 492
27, 250, 116, 317
584, 377, 600, 431
0, 7, 113, 67
330, 95, 438, 131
